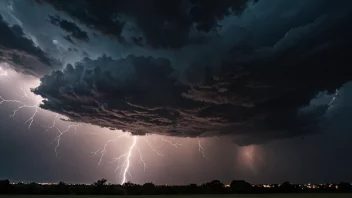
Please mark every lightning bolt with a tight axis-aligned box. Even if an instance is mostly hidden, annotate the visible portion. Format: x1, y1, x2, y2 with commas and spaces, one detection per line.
1, 68, 154, 184
161, 137, 182, 148
136, 146, 147, 171
0, 96, 39, 129
145, 139, 164, 156
20, 87, 30, 100
93, 134, 127, 165
42, 114, 59, 132
53, 124, 80, 157
94, 135, 172, 184
93, 134, 142, 184
121, 136, 137, 184
24, 107, 39, 129
197, 137, 208, 159
0, 78, 88, 157
2, 71, 210, 184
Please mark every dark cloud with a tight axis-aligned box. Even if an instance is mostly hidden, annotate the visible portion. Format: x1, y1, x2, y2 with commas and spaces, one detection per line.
63, 35, 75, 44
32, 1, 352, 145
36, 0, 257, 48
49, 15, 89, 42
0, 15, 60, 77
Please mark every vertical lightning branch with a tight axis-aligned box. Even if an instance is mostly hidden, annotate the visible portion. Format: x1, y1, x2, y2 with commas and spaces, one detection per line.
94, 134, 141, 184
121, 136, 137, 184
197, 137, 208, 159
93, 135, 208, 185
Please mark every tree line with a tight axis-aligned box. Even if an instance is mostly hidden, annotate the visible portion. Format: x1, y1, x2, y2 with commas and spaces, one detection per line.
1, 179, 351, 195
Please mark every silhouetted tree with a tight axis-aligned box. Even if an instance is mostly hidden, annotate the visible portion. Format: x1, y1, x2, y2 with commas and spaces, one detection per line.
0, 179, 10, 194
1, 178, 351, 195
143, 182, 155, 188
93, 178, 107, 187
203, 180, 224, 193
280, 181, 296, 193
123, 181, 137, 188
93, 178, 108, 194
56, 181, 69, 194
230, 180, 252, 193
339, 182, 352, 192
188, 183, 198, 194
142, 182, 156, 194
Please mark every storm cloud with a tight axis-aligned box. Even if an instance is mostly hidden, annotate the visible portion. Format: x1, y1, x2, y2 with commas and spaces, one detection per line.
0, 14, 60, 77
33, 8, 352, 144
49, 15, 89, 43
36, 0, 257, 48
29, 0, 352, 145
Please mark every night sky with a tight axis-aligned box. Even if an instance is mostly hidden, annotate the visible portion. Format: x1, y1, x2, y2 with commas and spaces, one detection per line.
0, 0, 352, 185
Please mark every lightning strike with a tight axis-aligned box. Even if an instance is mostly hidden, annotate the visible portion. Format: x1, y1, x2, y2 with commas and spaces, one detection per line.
136, 147, 147, 171
1, 88, 74, 153
0, 96, 39, 129
24, 106, 39, 129
94, 140, 119, 165
92, 134, 145, 184
53, 124, 80, 157
42, 114, 59, 132
161, 137, 182, 148
95, 135, 169, 184
145, 139, 164, 156
110, 153, 127, 164
197, 137, 208, 159
121, 136, 137, 184
20, 87, 30, 99
92, 134, 128, 165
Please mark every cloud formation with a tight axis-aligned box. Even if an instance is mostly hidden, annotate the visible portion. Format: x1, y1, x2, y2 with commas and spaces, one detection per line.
49, 15, 89, 43
36, 0, 257, 48
33, 10, 352, 144
0, 15, 60, 77
31, 0, 352, 145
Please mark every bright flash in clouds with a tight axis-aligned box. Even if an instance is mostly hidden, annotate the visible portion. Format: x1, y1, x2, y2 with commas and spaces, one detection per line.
237, 145, 264, 174
0, 67, 8, 77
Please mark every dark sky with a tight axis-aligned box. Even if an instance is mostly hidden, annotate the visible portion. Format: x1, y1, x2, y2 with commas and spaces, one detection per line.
0, 0, 352, 185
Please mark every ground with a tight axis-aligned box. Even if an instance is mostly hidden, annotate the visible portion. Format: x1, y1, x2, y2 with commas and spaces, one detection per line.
0, 194, 350, 198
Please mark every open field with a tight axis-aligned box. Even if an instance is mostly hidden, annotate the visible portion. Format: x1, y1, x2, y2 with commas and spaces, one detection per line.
0, 194, 351, 198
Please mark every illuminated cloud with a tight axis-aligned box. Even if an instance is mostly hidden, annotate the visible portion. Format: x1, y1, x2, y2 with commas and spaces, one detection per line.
49, 15, 89, 43
0, 15, 60, 77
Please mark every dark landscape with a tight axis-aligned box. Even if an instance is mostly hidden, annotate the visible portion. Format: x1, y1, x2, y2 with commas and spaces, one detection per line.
1, 179, 352, 195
